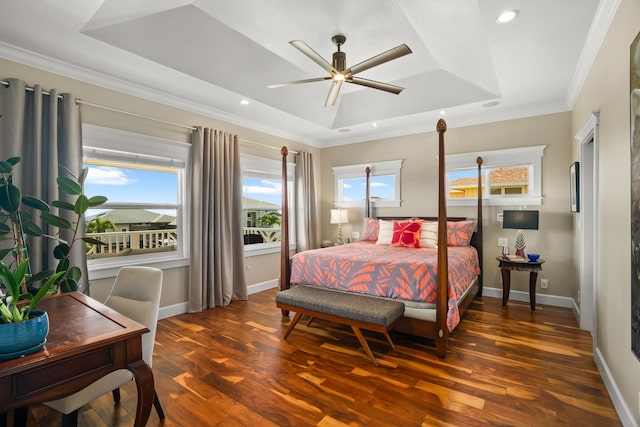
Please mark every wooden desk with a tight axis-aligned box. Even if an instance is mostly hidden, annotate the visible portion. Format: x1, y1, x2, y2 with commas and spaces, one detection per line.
496, 257, 545, 311
0, 293, 154, 426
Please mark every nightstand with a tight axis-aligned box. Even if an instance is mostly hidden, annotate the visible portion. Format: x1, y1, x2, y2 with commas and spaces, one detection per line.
496, 256, 545, 311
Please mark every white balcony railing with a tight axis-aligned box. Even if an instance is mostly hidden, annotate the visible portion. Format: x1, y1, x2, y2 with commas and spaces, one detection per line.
86, 230, 177, 258
242, 227, 281, 243
86, 227, 279, 258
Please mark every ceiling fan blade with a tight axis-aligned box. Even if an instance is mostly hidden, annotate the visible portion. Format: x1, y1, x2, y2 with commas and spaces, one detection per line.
349, 77, 404, 94
324, 80, 343, 107
268, 77, 331, 89
346, 44, 412, 76
290, 40, 337, 75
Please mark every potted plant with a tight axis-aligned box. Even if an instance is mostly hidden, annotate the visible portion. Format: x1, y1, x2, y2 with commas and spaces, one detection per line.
0, 155, 107, 358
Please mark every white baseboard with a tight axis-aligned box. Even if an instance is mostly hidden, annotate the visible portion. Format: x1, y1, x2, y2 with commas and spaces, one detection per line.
159, 302, 188, 320
158, 279, 278, 320
594, 347, 637, 427
248, 279, 278, 295
482, 286, 574, 308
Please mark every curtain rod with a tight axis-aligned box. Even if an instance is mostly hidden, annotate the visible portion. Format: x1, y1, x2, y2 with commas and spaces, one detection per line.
1, 80, 299, 155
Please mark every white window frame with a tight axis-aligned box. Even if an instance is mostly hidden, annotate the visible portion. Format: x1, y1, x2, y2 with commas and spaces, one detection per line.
332, 160, 403, 208
445, 145, 545, 207
82, 124, 190, 279
241, 154, 296, 257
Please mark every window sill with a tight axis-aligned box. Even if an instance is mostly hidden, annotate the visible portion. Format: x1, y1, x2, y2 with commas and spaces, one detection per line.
335, 200, 402, 208
88, 254, 189, 280
447, 197, 543, 207
244, 242, 296, 257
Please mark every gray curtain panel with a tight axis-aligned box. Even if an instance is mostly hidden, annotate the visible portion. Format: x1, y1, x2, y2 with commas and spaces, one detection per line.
295, 151, 319, 251
0, 77, 87, 291
189, 128, 247, 312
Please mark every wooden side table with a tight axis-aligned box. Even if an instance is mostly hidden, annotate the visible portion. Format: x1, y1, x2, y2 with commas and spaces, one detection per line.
496, 256, 545, 311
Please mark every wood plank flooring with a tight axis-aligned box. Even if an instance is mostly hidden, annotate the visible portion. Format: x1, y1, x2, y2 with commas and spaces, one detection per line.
17, 289, 620, 426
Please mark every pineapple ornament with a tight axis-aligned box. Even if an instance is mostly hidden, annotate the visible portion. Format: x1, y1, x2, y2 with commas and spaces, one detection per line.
514, 229, 526, 257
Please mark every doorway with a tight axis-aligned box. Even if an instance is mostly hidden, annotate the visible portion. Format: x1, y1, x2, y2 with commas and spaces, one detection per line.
576, 112, 599, 347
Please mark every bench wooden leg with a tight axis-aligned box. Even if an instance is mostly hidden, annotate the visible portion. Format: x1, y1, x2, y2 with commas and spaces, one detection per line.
351, 326, 378, 366
306, 316, 314, 327
283, 311, 304, 340
383, 332, 396, 350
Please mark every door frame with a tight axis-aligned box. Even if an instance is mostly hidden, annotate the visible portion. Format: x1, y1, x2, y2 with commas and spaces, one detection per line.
575, 111, 599, 347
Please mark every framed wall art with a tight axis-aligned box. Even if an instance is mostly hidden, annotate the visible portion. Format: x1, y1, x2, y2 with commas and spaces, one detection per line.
570, 162, 580, 213
630, 31, 640, 360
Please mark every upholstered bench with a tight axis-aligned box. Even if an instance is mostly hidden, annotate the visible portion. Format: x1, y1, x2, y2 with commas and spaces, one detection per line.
275, 285, 405, 365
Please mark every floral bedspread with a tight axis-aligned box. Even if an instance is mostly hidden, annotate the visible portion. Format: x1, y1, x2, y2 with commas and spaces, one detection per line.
289, 240, 480, 331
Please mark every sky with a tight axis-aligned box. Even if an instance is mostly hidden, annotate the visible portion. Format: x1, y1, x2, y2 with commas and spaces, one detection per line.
343, 175, 393, 201
84, 165, 178, 204
83, 165, 178, 218
243, 177, 281, 206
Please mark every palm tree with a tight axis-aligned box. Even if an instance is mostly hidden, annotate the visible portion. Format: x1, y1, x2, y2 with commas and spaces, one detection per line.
258, 212, 281, 227
86, 216, 116, 234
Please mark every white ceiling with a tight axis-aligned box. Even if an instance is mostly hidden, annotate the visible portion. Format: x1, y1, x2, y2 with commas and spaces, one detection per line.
0, 0, 611, 147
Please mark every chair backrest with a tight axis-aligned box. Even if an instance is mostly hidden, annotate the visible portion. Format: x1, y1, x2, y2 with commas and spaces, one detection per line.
104, 266, 163, 367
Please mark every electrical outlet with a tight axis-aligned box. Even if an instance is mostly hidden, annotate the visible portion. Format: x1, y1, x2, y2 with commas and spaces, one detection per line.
497, 237, 508, 247
540, 279, 548, 289
351, 231, 360, 239
497, 213, 504, 222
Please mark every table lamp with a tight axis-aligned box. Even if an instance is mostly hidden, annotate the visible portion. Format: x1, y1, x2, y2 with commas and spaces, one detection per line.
502, 210, 539, 257
330, 208, 350, 244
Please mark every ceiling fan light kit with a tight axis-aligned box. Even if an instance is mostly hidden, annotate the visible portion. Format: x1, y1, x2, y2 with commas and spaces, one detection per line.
269, 34, 412, 107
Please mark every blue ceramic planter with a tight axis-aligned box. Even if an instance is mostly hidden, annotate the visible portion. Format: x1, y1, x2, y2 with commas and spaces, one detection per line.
0, 310, 49, 359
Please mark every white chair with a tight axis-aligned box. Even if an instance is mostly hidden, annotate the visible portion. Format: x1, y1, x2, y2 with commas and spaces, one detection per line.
43, 266, 165, 426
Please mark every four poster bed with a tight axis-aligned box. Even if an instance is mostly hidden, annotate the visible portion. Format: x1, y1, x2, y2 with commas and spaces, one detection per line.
278, 119, 484, 357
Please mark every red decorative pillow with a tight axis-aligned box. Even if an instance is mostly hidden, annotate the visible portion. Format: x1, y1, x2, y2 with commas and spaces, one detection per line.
360, 218, 379, 241
391, 220, 423, 248
447, 220, 476, 246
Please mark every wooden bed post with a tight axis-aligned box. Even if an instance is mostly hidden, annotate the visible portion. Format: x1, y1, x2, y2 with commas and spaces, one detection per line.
280, 146, 291, 316
476, 156, 484, 296
435, 119, 449, 358
365, 166, 371, 218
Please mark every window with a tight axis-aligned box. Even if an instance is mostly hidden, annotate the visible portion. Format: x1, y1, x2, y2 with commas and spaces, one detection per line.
241, 154, 295, 256
333, 160, 402, 208
446, 146, 545, 206
82, 125, 190, 279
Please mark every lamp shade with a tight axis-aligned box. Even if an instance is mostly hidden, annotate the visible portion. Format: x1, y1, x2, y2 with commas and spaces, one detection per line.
502, 210, 539, 230
330, 208, 349, 224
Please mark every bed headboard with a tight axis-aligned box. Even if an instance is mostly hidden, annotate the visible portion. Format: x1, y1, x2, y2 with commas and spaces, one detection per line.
375, 216, 482, 255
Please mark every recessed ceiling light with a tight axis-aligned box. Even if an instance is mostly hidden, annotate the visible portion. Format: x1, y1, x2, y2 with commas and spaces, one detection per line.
439, 110, 446, 115
372, 122, 378, 127
483, 100, 500, 108
497, 9, 519, 24
240, 99, 250, 105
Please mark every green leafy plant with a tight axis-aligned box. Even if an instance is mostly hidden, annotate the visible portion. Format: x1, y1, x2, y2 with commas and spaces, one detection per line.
0, 260, 64, 323
258, 212, 281, 227
86, 216, 116, 234
0, 156, 107, 323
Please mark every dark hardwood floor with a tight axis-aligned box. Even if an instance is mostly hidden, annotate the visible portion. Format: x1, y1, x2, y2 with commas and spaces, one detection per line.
19, 289, 620, 426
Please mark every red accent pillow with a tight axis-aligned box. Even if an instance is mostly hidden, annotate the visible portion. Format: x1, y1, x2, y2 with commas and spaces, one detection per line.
360, 218, 379, 241
447, 220, 476, 246
391, 220, 423, 248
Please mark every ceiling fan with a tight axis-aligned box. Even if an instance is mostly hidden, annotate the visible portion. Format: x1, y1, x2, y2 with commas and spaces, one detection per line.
269, 35, 412, 107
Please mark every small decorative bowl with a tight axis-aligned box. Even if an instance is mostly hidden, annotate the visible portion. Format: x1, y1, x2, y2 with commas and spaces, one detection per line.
527, 253, 540, 262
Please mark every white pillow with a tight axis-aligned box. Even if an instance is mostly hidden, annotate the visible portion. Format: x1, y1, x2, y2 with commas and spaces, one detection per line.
375, 220, 394, 245
419, 221, 438, 248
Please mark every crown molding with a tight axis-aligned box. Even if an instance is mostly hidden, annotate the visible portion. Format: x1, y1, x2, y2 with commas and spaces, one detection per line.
566, 0, 621, 108
0, 41, 311, 146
